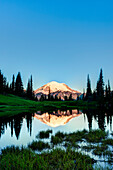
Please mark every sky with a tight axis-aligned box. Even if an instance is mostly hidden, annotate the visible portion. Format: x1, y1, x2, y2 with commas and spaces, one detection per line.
0, 0, 113, 91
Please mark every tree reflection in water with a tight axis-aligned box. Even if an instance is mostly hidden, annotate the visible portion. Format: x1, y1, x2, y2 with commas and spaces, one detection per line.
0, 109, 113, 139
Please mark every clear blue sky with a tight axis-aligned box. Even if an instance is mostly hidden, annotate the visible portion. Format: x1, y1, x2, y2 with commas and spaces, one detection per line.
0, 0, 113, 91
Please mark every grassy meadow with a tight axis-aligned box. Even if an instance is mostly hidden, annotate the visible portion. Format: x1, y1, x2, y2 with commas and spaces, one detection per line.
0, 94, 97, 118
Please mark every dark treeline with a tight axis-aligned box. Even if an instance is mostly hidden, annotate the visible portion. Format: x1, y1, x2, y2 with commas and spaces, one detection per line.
39, 87, 73, 101
0, 70, 37, 100
82, 68, 113, 108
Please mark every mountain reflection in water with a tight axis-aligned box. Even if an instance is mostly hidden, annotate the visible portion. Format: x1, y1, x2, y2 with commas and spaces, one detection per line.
0, 109, 113, 146
34, 110, 82, 127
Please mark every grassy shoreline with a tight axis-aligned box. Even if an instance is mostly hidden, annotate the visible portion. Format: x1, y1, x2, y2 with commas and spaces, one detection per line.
0, 94, 97, 118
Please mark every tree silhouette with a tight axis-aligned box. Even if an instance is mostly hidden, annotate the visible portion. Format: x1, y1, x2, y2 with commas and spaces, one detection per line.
96, 68, 104, 99
64, 95, 67, 101
54, 95, 57, 101
11, 74, 15, 94
27, 75, 34, 99
0, 70, 3, 93
48, 87, 51, 101
69, 94, 72, 101
108, 80, 111, 98
15, 72, 24, 96
86, 74, 92, 100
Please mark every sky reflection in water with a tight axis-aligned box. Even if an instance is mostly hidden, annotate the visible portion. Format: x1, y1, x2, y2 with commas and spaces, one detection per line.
0, 109, 113, 149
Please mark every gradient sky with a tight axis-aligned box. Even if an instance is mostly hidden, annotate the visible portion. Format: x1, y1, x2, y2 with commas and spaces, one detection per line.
0, 0, 113, 91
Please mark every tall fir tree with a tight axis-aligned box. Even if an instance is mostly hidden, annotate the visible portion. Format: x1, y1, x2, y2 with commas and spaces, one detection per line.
15, 72, 24, 96
0, 70, 3, 93
105, 85, 108, 98
48, 87, 51, 101
3, 77, 7, 92
86, 74, 92, 100
108, 80, 111, 96
27, 79, 31, 98
96, 68, 104, 98
69, 94, 72, 101
27, 75, 34, 99
11, 74, 15, 93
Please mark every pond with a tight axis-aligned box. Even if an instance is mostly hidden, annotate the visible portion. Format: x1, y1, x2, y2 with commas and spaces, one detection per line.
0, 109, 113, 149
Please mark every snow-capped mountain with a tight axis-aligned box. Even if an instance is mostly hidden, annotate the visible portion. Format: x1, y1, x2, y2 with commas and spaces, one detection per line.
35, 81, 81, 100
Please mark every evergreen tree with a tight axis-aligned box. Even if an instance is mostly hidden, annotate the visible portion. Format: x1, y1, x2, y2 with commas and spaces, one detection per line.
92, 90, 96, 101
40, 94, 44, 101
48, 87, 51, 101
3, 77, 7, 92
55, 95, 58, 101
0, 70, 3, 93
77, 96, 79, 100
83, 88, 85, 100
26, 75, 34, 99
108, 80, 111, 96
27, 79, 31, 98
64, 96, 67, 101
96, 68, 104, 98
15, 72, 24, 96
11, 74, 15, 93
105, 85, 108, 99
69, 94, 72, 101
59, 96, 61, 101
5, 83, 9, 93
86, 74, 92, 100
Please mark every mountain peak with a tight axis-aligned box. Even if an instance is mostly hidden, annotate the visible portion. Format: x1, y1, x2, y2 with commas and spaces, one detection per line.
35, 81, 81, 100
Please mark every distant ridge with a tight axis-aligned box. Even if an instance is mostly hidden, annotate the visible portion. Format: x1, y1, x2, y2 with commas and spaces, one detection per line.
35, 81, 81, 100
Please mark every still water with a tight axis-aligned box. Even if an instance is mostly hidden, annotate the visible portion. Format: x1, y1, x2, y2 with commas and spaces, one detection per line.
0, 109, 113, 149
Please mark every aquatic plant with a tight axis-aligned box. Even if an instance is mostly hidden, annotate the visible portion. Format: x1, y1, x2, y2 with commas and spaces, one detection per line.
36, 129, 52, 139
28, 140, 50, 151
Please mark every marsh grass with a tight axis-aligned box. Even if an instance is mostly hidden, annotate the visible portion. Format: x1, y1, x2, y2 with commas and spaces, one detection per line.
36, 129, 52, 139
82, 145, 96, 151
65, 129, 88, 143
51, 135, 63, 145
102, 138, 113, 146
84, 130, 108, 143
0, 146, 94, 170
1, 129, 113, 169
93, 144, 108, 156
64, 141, 80, 149
28, 140, 50, 151
0, 146, 48, 169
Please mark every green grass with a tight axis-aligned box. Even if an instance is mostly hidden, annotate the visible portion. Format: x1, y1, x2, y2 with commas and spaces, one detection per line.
0, 146, 94, 170
102, 138, 113, 146
0, 94, 98, 118
84, 129, 108, 143
51, 135, 63, 145
28, 140, 50, 151
36, 129, 52, 139
93, 144, 108, 156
